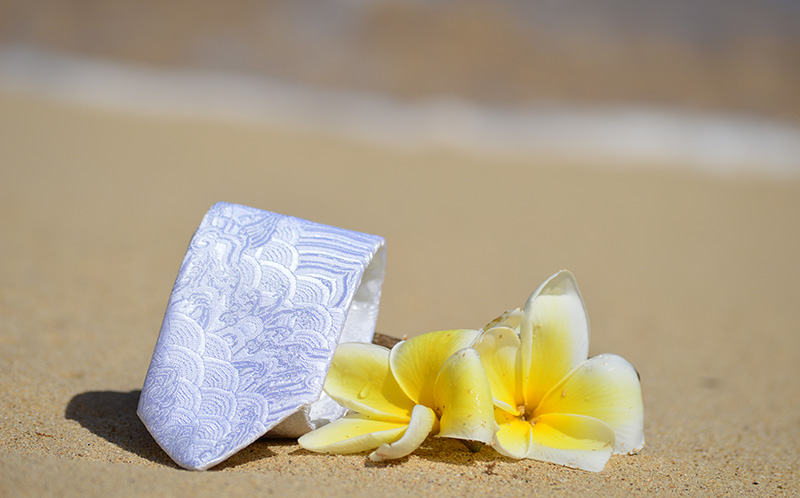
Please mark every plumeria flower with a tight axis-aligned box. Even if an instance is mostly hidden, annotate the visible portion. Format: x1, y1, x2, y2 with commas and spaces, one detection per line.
298, 329, 496, 461
472, 270, 644, 472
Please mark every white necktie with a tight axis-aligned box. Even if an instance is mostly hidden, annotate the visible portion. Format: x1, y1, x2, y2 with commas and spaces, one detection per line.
138, 202, 386, 470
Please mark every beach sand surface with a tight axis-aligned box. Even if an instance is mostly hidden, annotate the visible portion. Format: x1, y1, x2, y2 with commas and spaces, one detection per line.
1, 90, 799, 496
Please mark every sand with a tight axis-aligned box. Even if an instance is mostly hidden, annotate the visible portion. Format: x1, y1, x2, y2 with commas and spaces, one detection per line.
1, 89, 799, 497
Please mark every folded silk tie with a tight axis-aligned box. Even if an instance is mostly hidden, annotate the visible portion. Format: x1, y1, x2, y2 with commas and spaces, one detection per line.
138, 202, 386, 470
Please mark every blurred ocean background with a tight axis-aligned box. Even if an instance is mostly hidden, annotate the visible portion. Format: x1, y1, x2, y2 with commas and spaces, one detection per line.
1, 0, 799, 177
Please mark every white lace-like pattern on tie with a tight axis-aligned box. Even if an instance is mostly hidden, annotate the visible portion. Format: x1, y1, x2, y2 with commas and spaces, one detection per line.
138, 202, 386, 470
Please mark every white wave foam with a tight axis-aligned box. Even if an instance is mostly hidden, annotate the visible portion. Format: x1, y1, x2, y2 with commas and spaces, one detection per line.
1, 46, 798, 179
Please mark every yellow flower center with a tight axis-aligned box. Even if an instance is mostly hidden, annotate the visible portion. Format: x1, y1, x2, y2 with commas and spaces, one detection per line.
516, 405, 539, 425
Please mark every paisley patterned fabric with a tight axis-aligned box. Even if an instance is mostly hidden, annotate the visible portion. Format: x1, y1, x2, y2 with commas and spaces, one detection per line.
138, 202, 386, 470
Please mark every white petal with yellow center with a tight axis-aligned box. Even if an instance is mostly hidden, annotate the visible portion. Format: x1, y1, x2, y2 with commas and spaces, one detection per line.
390, 329, 480, 407
472, 327, 523, 414
297, 415, 408, 454
433, 348, 496, 444
521, 270, 590, 410
323, 342, 414, 423
535, 354, 644, 454
527, 413, 615, 472
369, 404, 438, 461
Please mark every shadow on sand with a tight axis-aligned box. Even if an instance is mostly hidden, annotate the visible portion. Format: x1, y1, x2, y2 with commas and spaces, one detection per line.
64, 390, 282, 470
65, 390, 177, 468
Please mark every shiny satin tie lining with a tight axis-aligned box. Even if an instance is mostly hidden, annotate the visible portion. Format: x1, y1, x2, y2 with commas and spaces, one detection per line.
137, 202, 386, 470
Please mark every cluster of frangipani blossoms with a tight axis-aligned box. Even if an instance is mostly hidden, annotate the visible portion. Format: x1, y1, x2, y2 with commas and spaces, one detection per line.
298, 270, 644, 472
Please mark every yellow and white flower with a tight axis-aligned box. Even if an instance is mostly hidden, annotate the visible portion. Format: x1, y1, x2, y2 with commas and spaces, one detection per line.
298, 329, 496, 461
472, 270, 644, 472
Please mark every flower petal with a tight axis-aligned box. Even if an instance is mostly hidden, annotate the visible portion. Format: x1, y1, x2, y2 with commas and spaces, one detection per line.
390, 329, 480, 407
535, 354, 645, 454
433, 348, 496, 444
472, 327, 523, 414
521, 270, 590, 410
482, 308, 523, 332
298, 414, 408, 454
492, 407, 533, 459
323, 342, 414, 422
527, 413, 615, 472
369, 404, 438, 461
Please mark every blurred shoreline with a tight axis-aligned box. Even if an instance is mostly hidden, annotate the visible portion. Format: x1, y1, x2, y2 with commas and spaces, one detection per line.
2, 46, 799, 179
2, 0, 799, 117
